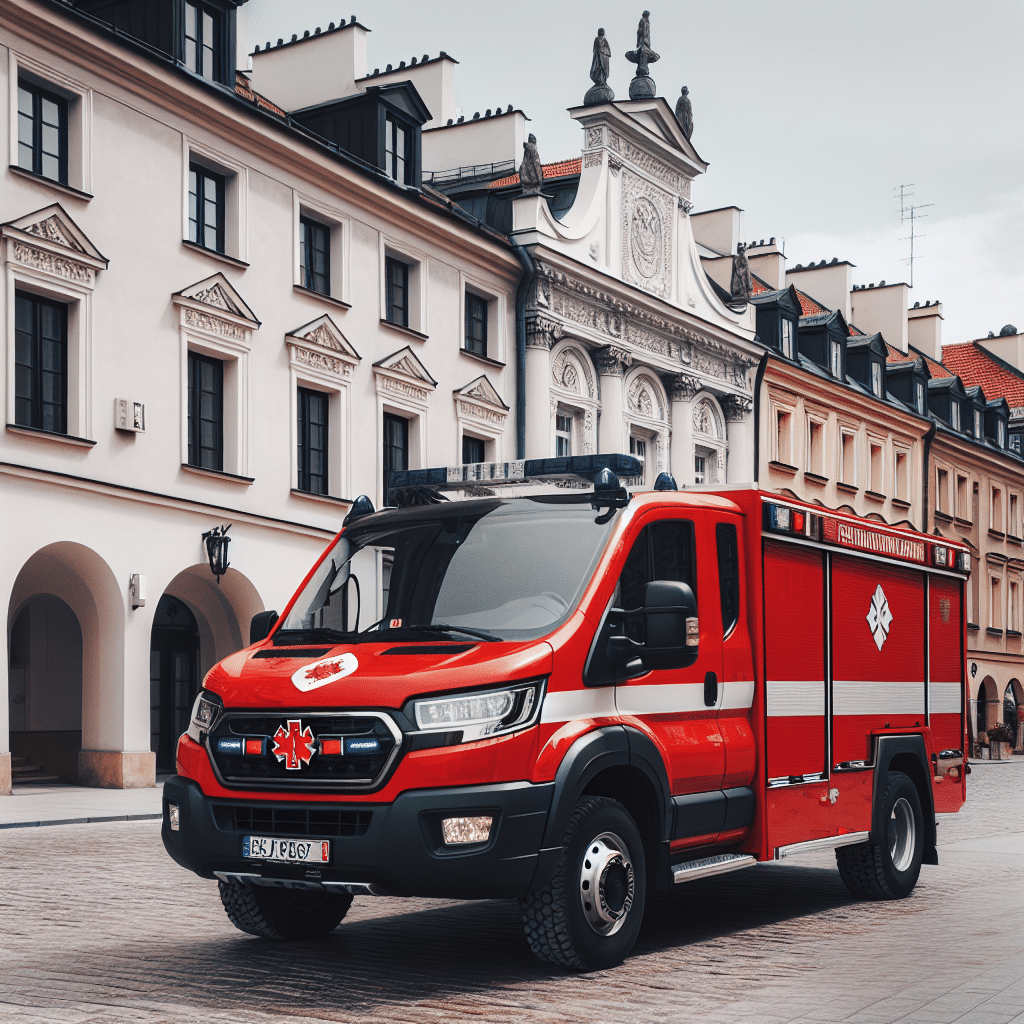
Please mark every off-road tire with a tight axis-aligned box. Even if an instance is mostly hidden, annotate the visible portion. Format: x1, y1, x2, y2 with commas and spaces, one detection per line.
836, 770, 924, 900
519, 796, 646, 971
218, 878, 353, 939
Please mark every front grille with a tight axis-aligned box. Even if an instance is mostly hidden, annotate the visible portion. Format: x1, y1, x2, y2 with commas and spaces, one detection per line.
215, 803, 372, 838
208, 712, 400, 791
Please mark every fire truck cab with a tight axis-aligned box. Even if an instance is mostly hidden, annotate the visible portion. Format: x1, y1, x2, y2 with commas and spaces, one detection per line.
162, 455, 969, 970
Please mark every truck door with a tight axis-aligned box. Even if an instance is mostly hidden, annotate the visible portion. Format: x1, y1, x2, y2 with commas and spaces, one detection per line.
613, 514, 726, 796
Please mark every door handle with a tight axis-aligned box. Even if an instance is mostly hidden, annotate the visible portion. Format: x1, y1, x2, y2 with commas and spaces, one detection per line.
704, 671, 718, 708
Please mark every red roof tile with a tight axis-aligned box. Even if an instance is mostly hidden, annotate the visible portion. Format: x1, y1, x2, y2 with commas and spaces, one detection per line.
884, 340, 952, 377
235, 73, 286, 117
943, 342, 1024, 405
489, 157, 582, 189
795, 289, 826, 317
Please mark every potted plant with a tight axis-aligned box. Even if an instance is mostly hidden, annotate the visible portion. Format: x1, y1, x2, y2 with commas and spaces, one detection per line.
987, 723, 1015, 760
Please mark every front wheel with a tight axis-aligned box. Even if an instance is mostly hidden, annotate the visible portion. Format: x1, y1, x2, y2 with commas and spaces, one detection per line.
519, 796, 646, 970
836, 770, 924, 899
219, 878, 353, 939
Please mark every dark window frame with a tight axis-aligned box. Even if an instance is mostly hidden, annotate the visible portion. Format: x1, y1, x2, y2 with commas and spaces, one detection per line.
14, 291, 68, 434
297, 386, 329, 494
299, 216, 331, 295
385, 256, 410, 327
17, 79, 68, 185
383, 412, 409, 506
465, 292, 488, 357
187, 350, 224, 471
716, 522, 740, 638
462, 434, 486, 465
384, 113, 411, 184
188, 162, 225, 253
183, 1, 223, 82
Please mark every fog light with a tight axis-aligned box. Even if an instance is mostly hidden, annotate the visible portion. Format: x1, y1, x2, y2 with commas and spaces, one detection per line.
441, 815, 492, 845
168, 803, 180, 832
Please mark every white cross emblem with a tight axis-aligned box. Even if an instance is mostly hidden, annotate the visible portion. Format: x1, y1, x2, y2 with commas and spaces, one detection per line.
866, 584, 893, 651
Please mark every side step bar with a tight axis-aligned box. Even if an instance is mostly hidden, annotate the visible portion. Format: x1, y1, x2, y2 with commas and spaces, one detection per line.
773, 832, 870, 860
213, 871, 387, 896
672, 853, 756, 885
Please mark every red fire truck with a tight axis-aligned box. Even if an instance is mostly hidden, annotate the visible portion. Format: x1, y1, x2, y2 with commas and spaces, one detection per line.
162, 455, 969, 970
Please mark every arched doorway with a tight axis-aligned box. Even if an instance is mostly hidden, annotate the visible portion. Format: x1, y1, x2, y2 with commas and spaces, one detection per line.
8, 594, 83, 782
977, 678, 993, 740
1005, 680, 1023, 750
149, 595, 200, 774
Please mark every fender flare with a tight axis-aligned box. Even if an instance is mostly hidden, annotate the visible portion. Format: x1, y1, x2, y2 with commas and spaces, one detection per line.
873, 734, 938, 865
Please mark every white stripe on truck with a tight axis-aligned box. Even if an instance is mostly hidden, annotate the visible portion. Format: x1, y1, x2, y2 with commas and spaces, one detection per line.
540, 680, 754, 724
833, 680, 925, 716
929, 681, 963, 715
766, 680, 824, 717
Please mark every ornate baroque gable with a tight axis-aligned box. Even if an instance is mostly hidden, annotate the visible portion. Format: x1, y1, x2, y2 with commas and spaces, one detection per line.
1, 203, 108, 286
286, 315, 361, 380
454, 375, 509, 425
172, 273, 260, 342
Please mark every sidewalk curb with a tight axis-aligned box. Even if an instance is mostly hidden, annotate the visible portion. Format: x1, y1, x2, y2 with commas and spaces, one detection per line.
0, 813, 162, 830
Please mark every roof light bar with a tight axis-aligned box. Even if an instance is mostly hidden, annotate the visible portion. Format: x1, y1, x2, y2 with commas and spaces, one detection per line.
763, 503, 807, 536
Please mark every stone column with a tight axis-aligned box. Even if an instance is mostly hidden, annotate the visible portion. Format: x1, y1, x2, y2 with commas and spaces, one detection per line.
524, 319, 554, 459
665, 374, 700, 485
595, 346, 630, 455
722, 395, 755, 484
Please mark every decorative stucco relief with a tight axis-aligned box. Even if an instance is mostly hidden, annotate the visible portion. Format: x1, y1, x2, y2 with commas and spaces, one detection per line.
457, 400, 506, 425
184, 307, 245, 340
628, 374, 664, 419
377, 375, 431, 402
621, 171, 672, 300
192, 284, 234, 311
291, 345, 353, 379
12, 242, 94, 285
583, 152, 603, 169
551, 347, 596, 399
24, 215, 86, 252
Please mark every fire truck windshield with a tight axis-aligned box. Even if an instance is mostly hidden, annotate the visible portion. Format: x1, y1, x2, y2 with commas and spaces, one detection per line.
278, 497, 617, 642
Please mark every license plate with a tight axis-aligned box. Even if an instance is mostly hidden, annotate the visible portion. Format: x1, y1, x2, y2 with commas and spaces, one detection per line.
243, 835, 330, 864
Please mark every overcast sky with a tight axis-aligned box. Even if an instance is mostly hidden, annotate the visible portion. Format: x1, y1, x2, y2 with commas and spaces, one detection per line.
242, 1, 1023, 351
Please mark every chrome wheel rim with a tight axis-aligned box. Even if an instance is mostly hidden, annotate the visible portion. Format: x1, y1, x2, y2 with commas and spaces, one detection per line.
578, 831, 635, 936
888, 796, 916, 872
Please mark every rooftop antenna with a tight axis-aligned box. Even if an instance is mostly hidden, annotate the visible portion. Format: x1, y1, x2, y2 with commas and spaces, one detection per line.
893, 184, 933, 289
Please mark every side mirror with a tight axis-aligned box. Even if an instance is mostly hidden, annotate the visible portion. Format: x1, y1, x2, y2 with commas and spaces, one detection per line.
643, 580, 698, 670
250, 610, 279, 645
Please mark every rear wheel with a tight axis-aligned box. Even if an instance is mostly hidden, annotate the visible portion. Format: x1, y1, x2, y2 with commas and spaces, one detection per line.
218, 878, 352, 939
836, 770, 924, 899
519, 796, 646, 970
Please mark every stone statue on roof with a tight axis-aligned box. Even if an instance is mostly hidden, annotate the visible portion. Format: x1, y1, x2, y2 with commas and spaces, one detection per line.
519, 133, 544, 194
731, 243, 753, 301
584, 28, 615, 105
675, 86, 693, 141
625, 10, 660, 100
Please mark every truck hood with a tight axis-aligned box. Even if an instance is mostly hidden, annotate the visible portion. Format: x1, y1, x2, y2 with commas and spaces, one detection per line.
204, 638, 555, 710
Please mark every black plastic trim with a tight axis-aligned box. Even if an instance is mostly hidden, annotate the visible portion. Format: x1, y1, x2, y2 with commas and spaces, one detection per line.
873, 735, 938, 865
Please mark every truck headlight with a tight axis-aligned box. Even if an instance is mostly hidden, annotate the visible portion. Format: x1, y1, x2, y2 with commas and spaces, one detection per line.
186, 690, 222, 744
412, 680, 545, 742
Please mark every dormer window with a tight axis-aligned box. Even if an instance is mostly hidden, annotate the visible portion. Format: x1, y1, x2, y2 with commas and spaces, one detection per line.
998, 419, 1007, 448
871, 362, 882, 398
829, 339, 842, 378
974, 409, 983, 438
184, 3, 222, 82
385, 114, 411, 184
950, 401, 960, 431
916, 381, 926, 415
781, 319, 795, 359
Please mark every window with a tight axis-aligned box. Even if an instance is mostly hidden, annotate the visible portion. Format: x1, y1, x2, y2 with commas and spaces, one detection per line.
915, 381, 926, 415
956, 475, 970, 520
998, 419, 1007, 449
895, 450, 909, 502
716, 522, 740, 637
187, 352, 223, 471
385, 257, 409, 327
188, 164, 224, 253
556, 413, 572, 457
775, 409, 792, 465
17, 80, 67, 184
780, 319, 795, 359
462, 434, 486, 465
1010, 581, 1020, 633
807, 418, 824, 476
840, 431, 856, 485
829, 339, 842, 379
694, 454, 706, 484
382, 412, 408, 506
950, 400, 960, 432
1011, 494, 1019, 537
384, 114, 410, 184
14, 292, 67, 433
990, 577, 1002, 630
974, 409, 983, 439
299, 217, 330, 295
184, 2, 222, 82
992, 486, 1004, 533
871, 361, 882, 398
936, 468, 949, 514
869, 441, 884, 494
465, 292, 488, 357
297, 387, 328, 494
630, 435, 647, 481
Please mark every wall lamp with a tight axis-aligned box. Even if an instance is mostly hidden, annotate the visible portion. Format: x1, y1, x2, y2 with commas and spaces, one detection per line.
202, 524, 232, 584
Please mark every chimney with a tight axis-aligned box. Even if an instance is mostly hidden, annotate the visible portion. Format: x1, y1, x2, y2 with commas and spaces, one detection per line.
907, 301, 943, 360
745, 237, 786, 290
851, 281, 910, 354
360, 54, 458, 128
422, 108, 528, 172
249, 19, 368, 111
690, 206, 744, 257
785, 259, 853, 322
977, 325, 1024, 370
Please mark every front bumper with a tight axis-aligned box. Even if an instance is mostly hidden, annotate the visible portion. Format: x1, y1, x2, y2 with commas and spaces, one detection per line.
161, 775, 554, 899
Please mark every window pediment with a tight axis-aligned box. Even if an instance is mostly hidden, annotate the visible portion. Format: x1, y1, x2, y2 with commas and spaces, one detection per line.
454, 375, 509, 425
373, 346, 436, 405
173, 273, 259, 345
1, 203, 107, 286
286, 315, 360, 381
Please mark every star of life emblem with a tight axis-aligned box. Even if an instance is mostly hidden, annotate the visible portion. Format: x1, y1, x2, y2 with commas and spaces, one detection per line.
272, 719, 316, 770
866, 584, 893, 651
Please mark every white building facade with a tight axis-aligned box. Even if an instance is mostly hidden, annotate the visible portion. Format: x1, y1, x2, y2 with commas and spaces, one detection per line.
1, 0, 520, 792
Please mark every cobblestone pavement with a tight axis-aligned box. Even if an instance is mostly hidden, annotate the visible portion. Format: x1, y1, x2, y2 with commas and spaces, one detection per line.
0, 763, 1020, 1024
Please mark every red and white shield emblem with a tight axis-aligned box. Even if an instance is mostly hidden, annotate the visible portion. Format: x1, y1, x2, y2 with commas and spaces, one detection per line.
272, 719, 316, 770
291, 653, 358, 692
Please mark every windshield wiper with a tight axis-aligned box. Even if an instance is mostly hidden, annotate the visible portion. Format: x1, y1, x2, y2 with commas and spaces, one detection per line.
402, 623, 502, 643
